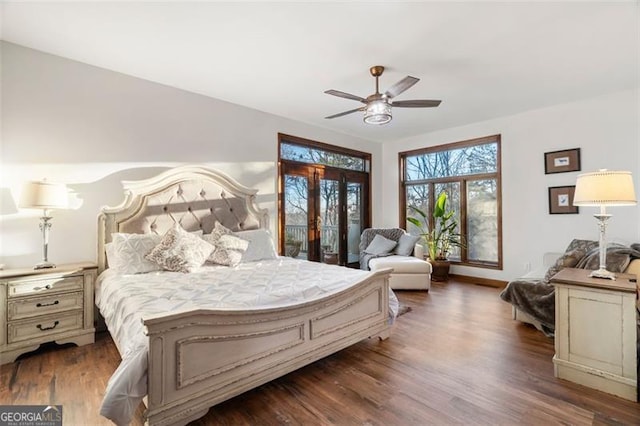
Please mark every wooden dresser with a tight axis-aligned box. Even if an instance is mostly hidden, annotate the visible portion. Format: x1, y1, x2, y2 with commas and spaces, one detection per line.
551, 267, 637, 401
0, 263, 97, 365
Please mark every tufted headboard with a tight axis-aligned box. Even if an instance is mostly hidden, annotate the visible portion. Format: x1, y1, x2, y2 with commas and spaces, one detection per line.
97, 165, 269, 273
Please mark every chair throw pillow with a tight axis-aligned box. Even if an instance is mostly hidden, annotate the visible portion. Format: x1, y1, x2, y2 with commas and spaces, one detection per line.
146, 224, 215, 273
364, 234, 398, 255
394, 234, 421, 256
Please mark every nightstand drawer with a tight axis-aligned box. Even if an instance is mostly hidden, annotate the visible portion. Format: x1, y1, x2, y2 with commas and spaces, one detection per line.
7, 291, 84, 320
8, 311, 83, 344
8, 275, 83, 298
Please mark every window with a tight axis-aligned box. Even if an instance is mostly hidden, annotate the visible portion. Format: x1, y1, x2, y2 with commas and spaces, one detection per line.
280, 142, 367, 172
400, 135, 502, 269
278, 134, 371, 268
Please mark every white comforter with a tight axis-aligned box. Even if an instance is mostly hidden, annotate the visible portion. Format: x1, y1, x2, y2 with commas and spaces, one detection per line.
95, 257, 398, 425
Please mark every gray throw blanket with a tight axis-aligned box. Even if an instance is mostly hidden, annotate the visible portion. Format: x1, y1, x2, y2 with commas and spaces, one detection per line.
500, 244, 640, 336
359, 228, 406, 270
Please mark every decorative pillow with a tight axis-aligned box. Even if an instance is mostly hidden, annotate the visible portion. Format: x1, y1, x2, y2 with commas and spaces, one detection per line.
364, 234, 397, 255
208, 234, 250, 267
203, 222, 233, 258
394, 234, 421, 256
543, 249, 583, 283
202, 222, 249, 266
235, 229, 278, 262
204, 221, 234, 241
145, 225, 214, 273
109, 233, 163, 274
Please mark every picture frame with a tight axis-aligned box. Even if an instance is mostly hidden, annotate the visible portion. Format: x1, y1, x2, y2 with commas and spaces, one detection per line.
544, 148, 581, 174
548, 185, 579, 214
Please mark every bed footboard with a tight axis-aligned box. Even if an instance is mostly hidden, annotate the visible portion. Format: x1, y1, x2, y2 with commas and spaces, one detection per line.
142, 268, 392, 426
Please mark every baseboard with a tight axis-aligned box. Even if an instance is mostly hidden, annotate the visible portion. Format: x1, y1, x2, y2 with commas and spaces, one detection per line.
449, 274, 507, 288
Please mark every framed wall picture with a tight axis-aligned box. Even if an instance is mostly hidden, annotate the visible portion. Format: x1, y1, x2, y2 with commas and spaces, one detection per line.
544, 148, 581, 174
549, 185, 579, 214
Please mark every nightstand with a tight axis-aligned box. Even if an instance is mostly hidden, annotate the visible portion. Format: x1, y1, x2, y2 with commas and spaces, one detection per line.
0, 262, 97, 365
551, 267, 637, 401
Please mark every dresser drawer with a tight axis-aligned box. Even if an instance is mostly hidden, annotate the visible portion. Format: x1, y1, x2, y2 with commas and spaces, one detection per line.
7, 275, 83, 298
7, 291, 84, 320
8, 311, 83, 344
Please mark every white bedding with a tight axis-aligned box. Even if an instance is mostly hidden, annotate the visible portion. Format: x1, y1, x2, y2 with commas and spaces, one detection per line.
96, 257, 398, 425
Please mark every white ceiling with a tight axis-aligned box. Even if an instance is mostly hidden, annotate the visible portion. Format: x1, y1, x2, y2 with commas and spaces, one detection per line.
1, 1, 638, 143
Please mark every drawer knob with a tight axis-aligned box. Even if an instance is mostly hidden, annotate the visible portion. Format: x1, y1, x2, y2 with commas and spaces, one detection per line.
36, 300, 59, 308
33, 284, 52, 291
36, 321, 59, 331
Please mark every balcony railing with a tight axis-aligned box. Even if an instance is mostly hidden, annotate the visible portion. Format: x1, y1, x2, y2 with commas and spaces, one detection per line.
285, 225, 338, 252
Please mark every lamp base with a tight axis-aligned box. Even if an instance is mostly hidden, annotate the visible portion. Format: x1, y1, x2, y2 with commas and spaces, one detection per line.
34, 262, 56, 270
588, 268, 616, 280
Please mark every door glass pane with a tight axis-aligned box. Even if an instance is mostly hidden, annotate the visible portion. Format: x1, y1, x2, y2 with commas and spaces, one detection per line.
467, 179, 498, 263
434, 182, 461, 261
320, 178, 339, 264
284, 174, 308, 260
346, 182, 362, 265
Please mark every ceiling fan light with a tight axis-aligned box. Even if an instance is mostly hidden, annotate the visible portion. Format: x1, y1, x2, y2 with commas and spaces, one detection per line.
363, 100, 392, 125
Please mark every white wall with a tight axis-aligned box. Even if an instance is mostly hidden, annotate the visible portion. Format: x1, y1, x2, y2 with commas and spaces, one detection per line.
0, 42, 382, 269
382, 88, 639, 281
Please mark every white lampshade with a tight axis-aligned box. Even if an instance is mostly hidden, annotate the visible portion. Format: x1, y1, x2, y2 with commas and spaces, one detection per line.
573, 170, 637, 207
19, 181, 69, 210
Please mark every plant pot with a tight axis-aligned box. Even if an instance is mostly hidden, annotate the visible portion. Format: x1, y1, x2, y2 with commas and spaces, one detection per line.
323, 251, 338, 265
285, 241, 302, 258
429, 259, 451, 282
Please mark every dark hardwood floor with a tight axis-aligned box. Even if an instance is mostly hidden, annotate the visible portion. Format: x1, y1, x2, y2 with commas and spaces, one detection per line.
2, 280, 640, 425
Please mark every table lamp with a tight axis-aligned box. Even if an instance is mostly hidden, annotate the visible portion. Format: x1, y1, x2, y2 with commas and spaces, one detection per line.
573, 170, 637, 279
19, 180, 69, 269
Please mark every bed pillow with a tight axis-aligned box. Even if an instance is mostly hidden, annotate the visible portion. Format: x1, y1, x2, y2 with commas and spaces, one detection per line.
146, 224, 215, 273
394, 234, 421, 256
109, 233, 163, 274
364, 234, 397, 255
108, 230, 204, 274
235, 229, 278, 262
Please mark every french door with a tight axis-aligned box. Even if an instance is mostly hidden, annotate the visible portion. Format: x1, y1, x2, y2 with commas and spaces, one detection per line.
280, 163, 369, 268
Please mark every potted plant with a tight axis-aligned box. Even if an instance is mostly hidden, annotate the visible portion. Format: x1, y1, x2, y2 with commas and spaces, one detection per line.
284, 233, 303, 258
407, 191, 465, 281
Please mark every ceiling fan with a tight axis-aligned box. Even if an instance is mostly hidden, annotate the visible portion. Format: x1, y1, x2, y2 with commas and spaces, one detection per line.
324, 65, 441, 125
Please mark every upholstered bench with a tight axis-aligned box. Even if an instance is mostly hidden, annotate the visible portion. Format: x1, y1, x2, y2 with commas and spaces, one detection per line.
368, 245, 432, 290
360, 228, 432, 291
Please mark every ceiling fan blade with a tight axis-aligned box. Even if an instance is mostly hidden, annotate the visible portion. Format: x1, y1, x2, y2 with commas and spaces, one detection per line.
384, 76, 419, 99
324, 90, 366, 103
325, 107, 364, 119
391, 99, 441, 108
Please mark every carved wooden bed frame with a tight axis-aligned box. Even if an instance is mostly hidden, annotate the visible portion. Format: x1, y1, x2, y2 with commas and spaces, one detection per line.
97, 165, 392, 426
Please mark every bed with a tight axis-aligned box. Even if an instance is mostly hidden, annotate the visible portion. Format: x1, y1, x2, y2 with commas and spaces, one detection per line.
96, 165, 393, 426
